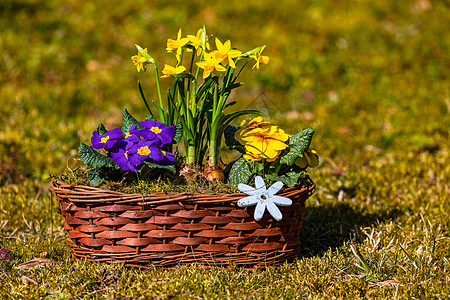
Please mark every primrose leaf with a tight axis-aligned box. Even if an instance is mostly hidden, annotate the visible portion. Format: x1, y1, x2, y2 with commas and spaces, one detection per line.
86, 170, 103, 186
265, 171, 302, 188
142, 161, 176, 174
280, 127, 315, 166
229, 156, 253, 186
121, 109, 139, 132
173, 121, 183, 143
78, 142, 117, 169
145, 114, 157, 121
224, 125, 245, 153
96, 123, 107, 136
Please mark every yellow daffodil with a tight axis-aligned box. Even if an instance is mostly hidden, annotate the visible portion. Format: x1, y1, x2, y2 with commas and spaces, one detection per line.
196, 53, 227, 79
210, 38, 242, 68
187, 28, 210, 56
131, 48, 151, 72
166, 29, 189, 62
295, 149, 319, 168
236, 117, 289, 162
251, 45, 269, 69
161, 64, 186, 78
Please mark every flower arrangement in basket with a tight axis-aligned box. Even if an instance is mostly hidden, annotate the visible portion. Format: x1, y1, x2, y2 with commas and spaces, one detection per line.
51, 26, 319, 268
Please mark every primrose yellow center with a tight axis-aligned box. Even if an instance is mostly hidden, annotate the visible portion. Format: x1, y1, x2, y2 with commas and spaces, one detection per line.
100, 136, 109, 143
124, 132, 131, 138
150, 126, 162, 134
124, 151, 128, 159
138, 146, 151, 156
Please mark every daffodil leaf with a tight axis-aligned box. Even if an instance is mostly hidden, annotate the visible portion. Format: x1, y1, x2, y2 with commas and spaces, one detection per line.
266, 171, 302, 188
138, 80, 154, 118
121, 109, 139, 132
96, 123, 107, 136
86, 170, 103, 186
280, 127, 315, 166
229, 156, 253, 186
78, 142, 117, 169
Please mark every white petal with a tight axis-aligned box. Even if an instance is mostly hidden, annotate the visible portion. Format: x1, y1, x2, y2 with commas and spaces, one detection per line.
237, 183, 258, 195
254, 201, 266, 221
237, 196, 259, 207
254, 176, 266, 191
271, 195, 292, 206
267, 201, 283, 221
267, 181, 283, 196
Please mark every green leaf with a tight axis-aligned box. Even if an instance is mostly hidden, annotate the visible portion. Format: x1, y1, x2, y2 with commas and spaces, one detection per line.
78, 142, 117, 169
266, 171, 302, 188
138, 81, 154, 117
249, 160, 264, 174
173, 121, 183, 143
229, 156, 253, 186
86, 170, 103, 186
145, 114, 157, 121
142, 161, 176, 174
280, 127, 315, 166
121, 109, 139, 132
224, 125, 245, 153
96, 123, 107, 136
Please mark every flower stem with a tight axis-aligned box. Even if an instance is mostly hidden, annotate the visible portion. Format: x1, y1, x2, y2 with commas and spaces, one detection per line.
153, 63, 165, 122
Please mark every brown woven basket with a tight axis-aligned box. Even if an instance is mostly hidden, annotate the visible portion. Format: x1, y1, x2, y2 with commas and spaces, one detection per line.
51, 177, 315, 268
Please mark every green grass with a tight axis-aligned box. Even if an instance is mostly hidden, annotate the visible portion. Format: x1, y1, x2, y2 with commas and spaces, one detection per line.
1, 0, 449, 298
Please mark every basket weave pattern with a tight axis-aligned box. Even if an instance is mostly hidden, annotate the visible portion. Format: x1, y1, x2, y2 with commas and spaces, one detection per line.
51, 178, 315, 268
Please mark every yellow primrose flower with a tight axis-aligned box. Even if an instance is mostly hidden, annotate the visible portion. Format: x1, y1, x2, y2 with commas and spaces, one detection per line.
166, 29, 189, 62
210, 38, 242, 68
235, 116, 271, 145
196, 52, 227, 79
295, 149, 319, 168
187, 28, 210, 56
252, 45, 269, 69
236, 117, 289, 162
241, 126, 289, 161
131, 48, 150, 72
161, 64, 186, 78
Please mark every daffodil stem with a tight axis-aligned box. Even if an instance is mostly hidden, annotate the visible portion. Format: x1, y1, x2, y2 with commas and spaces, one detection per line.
186, 145, 196, 164
209, 139, 218, 166
153, 63, 164, 122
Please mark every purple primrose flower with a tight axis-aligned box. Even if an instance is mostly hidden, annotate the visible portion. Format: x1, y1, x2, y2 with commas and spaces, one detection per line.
159, 150, 176, 166
91, 128, 123, 150
139, 120, 176, 147
128, 139, 165, 167
122, 124, 141, 144
110, 147, 136, 172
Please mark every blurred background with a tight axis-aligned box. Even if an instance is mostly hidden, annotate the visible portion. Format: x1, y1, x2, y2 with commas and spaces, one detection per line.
0, 0, 448, 228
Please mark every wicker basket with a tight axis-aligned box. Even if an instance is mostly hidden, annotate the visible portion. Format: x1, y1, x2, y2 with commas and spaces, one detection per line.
51, 177, 315, 268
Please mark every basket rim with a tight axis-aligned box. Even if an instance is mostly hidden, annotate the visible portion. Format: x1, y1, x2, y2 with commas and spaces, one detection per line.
50, 177, 315, 205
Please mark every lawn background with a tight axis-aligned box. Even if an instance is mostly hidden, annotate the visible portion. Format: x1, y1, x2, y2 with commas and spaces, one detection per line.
1, 0, 449, 298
